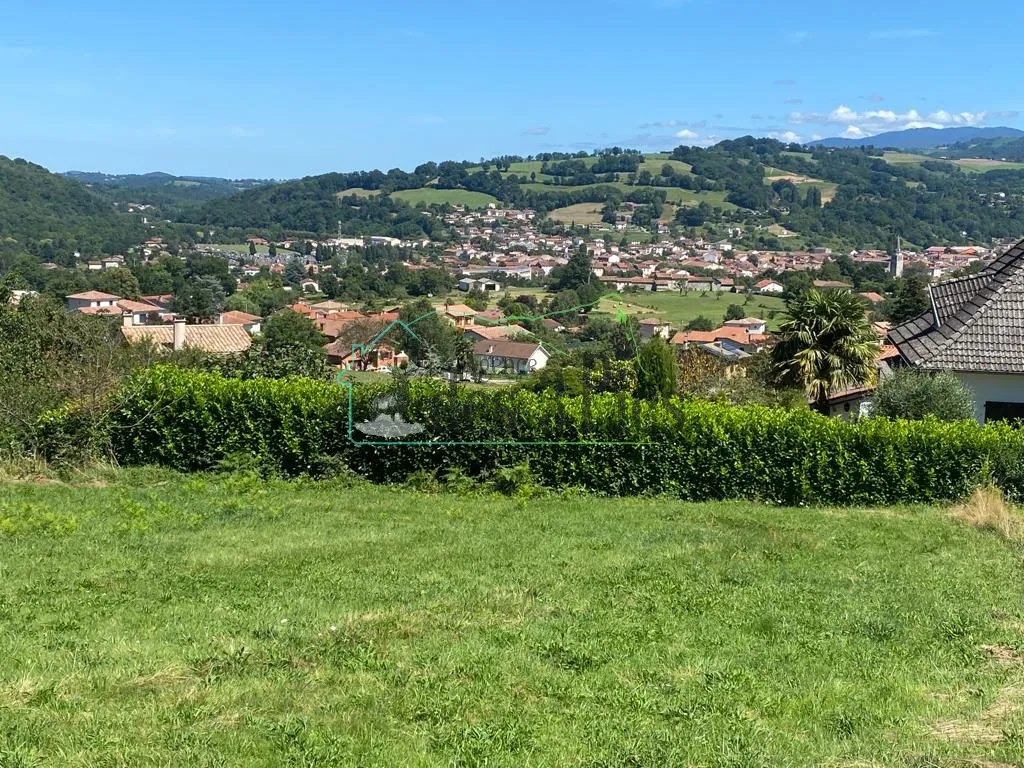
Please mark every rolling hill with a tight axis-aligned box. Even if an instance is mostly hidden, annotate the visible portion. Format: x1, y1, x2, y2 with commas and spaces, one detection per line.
64, 170, 275, 210
809, 126, 1024, 150
0, 156, 144, 255
183, 137, 1024, 250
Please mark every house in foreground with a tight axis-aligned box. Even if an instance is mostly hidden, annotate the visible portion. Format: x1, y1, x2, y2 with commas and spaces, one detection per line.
473, 340, 549, 375
120, 317, 251, 355
889, 239, 1024, 423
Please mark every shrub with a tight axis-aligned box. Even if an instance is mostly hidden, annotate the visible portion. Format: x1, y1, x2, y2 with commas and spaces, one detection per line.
872, 369, 975, 422
38, 365, 1024, 506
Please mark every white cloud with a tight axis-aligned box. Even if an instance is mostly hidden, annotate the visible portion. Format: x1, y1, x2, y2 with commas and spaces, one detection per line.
769, 130, 803, 143
229, 126, 260, 138
523, 126, 550, 136
675, 129, 699, 139
785, 31, 810, 44
787, 104, 993, 137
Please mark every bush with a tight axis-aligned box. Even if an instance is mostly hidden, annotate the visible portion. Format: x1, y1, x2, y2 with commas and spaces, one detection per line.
39, 365, 1024, 506
872, 369, 975, 422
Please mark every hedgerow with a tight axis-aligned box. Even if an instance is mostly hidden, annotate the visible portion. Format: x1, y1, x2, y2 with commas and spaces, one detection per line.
36, 365, 1024, 505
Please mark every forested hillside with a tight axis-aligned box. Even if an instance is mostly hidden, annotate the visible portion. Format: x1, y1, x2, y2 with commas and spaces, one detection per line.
0, 156, 145, 261
186, 139, 1024, 249
65, 171, 273, 211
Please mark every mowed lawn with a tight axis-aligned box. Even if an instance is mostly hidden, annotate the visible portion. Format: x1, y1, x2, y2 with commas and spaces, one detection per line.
1, 471, 1023, 766
603, 291, 788, 329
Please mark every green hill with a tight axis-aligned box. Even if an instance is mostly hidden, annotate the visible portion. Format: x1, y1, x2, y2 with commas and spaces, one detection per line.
0, 156, 144, 256
185, 139, 1024, 249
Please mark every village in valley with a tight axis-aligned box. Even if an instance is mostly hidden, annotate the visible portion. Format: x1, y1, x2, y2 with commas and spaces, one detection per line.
52, 200, 1018, 422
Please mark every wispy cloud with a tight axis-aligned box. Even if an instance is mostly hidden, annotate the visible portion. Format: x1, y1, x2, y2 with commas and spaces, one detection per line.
870, 28, 935, 40
774, 79, 796, 87
784, 98, 803, 105
675, 129, 698, 139
229, 125, 261, 138
785, 31, 810, 44
860, 94, 886, 103
410, 115, 444, 125
788, 104, 998, 138
522, 126, 550, 136
639, 119, 707, 130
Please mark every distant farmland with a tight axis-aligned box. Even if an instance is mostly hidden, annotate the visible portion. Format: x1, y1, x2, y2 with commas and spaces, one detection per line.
390, 188, 498, 208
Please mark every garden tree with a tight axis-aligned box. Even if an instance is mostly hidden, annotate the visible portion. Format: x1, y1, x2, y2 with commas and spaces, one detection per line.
804, 186, 822, 207
134, 263, 174, 295
396, 298, 473, 369
636, 336, 677, 400
872, 369, 974, 421
0, 295, 208, 455
184, 253, 235, 296
94, 267, 141, 300
248, 241, 257, 256
685, 315, 716, 332
724, 303, 745, 322
171, 276, 226, 321
781, 270, 814, 298
555, 243, 593, 291
886, 275, 931, 325
269, 243, 277, 257
464, 288, 489, 312
43, 269, 89, 300
260, 309, 326, 354
575, 281, 602, 309
772, 289, 881, 414
283, 260, 308, 287
225, 279, 290, 317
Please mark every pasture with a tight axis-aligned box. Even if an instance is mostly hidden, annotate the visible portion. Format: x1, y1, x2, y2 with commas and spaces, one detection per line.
0, 470, 1021, 765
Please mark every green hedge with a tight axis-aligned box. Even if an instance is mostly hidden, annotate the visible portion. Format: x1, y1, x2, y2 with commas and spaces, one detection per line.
37, 366, 1024, 505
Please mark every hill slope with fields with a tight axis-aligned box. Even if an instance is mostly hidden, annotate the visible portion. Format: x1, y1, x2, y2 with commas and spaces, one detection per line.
183, 137, 1024, 250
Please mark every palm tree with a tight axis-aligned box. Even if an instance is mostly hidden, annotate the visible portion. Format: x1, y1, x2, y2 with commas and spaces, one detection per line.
772, 289, 881, 414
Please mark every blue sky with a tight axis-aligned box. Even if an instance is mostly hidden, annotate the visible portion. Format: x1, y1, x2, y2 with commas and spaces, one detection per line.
1, 0, 1020, 178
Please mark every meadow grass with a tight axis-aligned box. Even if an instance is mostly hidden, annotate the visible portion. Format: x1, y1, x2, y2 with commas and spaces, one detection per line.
602, 291, 787, 329
390, 189, 498, 208
0, 471, 1022, 766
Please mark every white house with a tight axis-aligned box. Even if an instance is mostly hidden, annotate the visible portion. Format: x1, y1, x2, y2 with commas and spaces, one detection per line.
723, 317, 768, 336
472, 340, 549, 375
754, 279, 784, 295
890, 239, 1024, 423
66, 291, 121, 311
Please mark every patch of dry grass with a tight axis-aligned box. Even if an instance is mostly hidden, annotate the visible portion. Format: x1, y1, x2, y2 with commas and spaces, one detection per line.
952, 487, 1022, 541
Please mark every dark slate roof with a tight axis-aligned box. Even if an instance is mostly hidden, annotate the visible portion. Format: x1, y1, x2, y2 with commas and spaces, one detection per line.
889, 239, 1024, 372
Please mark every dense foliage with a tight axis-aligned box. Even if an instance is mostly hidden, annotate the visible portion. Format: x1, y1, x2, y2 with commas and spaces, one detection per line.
872, 369, 976, 422
39, 366, 1024, 505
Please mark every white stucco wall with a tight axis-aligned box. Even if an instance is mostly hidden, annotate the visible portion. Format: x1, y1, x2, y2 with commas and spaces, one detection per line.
955, 372, 1024, 423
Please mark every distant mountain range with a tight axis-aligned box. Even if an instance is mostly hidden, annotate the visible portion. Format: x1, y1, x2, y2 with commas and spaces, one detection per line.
809, 126, 1024, 150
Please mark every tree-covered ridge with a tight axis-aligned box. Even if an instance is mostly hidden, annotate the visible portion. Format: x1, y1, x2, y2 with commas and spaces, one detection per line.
64, 171, 274, 211
939, 136, 1024, 162
0, 156, 146, 258
182, 139, 1024, 249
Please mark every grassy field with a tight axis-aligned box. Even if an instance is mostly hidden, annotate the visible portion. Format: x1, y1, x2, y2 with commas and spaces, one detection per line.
548, 202, 606, 226
0, 470, 1022, 766
603, 290, 787, 329
390, 189, 498, 208
882, 152, 1024, 174
954, 157, 1024, 172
